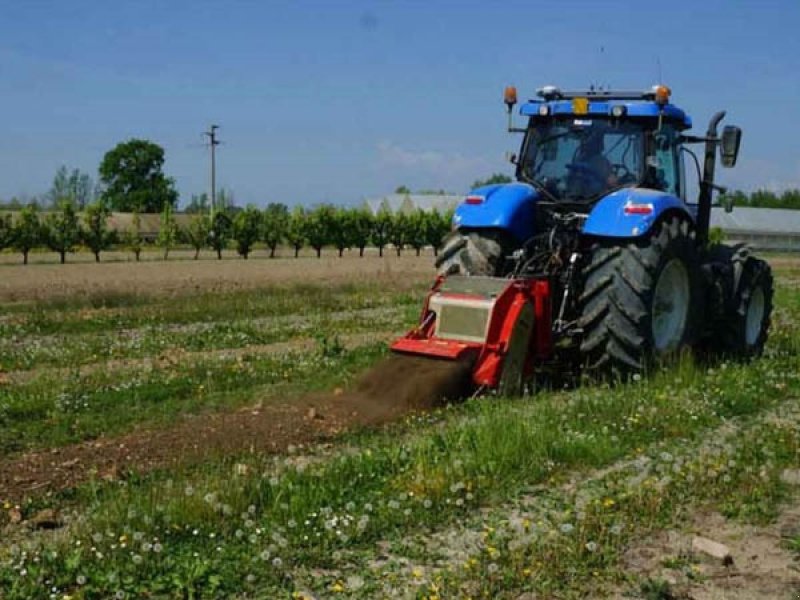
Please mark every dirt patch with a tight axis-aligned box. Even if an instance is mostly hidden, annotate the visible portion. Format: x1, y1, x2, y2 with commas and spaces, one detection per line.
0, 253, 434, 304
0, 355, 473, 503
615, 507, 800, 599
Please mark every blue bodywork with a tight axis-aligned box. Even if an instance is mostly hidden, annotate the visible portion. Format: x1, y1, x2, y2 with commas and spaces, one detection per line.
454, 185, 693, 241
453, 182, 538, 242
519, 99, 693, 130
582, 188, 693, 237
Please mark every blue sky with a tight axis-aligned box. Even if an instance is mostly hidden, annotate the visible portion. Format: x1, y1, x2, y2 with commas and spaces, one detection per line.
1, 0, 798, 207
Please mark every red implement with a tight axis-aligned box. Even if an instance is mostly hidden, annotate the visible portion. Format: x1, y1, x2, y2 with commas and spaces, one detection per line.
391, 275, 552, 392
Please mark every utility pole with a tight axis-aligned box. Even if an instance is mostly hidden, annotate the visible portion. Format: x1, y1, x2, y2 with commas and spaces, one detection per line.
203, 124, 221, 214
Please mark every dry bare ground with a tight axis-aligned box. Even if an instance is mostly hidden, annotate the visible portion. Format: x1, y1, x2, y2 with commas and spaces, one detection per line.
0, 251, 435, 303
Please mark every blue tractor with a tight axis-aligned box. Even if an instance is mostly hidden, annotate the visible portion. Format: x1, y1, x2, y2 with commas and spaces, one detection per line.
432, 85, 773, 376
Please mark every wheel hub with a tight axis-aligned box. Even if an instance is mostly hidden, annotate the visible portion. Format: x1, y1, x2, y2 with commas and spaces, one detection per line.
745, 286, 766, 347
651, 258, 690, 352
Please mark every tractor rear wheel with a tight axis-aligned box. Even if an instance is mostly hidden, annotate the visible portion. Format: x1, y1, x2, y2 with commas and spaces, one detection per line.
578, 216, 702, 376
716, 246, 773, 358
435, 231, 508, 277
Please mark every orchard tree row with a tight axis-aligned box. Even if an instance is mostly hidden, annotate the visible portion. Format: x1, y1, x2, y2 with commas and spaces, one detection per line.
0, 200, 455, 264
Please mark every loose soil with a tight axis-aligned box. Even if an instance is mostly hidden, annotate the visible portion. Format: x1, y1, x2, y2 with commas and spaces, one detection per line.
0, 355, 472, 503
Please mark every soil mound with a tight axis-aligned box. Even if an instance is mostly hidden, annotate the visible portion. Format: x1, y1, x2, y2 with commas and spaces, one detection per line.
0, 354, 474, 503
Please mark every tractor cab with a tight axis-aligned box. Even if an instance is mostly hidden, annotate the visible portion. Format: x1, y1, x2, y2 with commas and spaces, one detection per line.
514, 85, 691, 205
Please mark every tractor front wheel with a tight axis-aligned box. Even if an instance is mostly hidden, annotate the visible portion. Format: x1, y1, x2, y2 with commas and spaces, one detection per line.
578, 216, 702, 376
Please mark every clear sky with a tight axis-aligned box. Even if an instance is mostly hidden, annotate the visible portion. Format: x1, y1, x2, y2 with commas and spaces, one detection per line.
1, 0, 798, 207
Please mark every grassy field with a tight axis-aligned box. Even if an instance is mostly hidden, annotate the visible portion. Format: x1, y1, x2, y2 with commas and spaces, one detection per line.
0, 254, 799, 599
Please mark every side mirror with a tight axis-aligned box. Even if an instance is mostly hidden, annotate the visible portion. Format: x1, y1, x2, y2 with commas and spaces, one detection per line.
505, 152, 518, 165
720, 125, 742, 168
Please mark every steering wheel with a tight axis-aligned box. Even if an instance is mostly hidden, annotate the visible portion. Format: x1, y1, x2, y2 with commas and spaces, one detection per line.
611, 163, 635, 184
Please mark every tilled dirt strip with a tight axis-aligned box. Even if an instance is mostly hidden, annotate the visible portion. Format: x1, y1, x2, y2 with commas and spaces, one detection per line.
0, 355, 472, 503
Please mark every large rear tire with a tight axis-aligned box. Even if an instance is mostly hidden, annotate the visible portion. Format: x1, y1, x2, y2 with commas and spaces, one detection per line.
578, 216, 702, 376
435, 231, 508, 277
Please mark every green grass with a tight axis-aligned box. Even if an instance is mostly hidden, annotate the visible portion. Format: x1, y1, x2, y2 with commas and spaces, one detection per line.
0, 261, 797, 599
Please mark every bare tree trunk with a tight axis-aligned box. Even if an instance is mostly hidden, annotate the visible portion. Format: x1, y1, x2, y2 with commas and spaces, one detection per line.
135, 250, 141, 262
379, 246, 383, 257
395, 247, 401, 257
217, 248, 222, 260
338, 247, 344, 257
23, 250, 28, 265
359, 246, 365, 257
294, 245, 300, 258
315, 247, 322, 258
95, 252, 101, 262
60, 251, 66, 264
269, 245, 276, 258
415, 247, 421, 256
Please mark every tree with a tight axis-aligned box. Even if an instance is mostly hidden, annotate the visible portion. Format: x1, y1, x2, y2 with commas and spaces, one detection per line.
209, 211, 233, 260
13, 205, 42, 265
262, 203, 289, 258
471, 173, 512, 189
350, 207, 374, 257
0, 213, 13, 253
99, 139, 178, 212
406, 209, 429, 256
389, 211, 410, 257
158, 203, 178, 260
45, 199, 81, 264
285, 206, 307, 258
126, 211, 144, 262
184, 193, 210, 215
82, 201, 113, 262
371, 200, 393, 257
233, 206, 262, 259
183, 214, 210, 260
425, 209, 453, 256
329, 207, 357, 258
394, 185, 411, 194
306, 204, 335, 259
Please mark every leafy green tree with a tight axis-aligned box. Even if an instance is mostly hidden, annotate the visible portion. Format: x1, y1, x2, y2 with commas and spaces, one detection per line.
126, 211, 144, 262
371, 201, 393, 257
45, 199, 81, 264
99, 139, 178, 212
471, 173, 512, 189
262, 203, 289, 258
394, 185, 411, 194
350, 207, 374, 257
406, 209, 430, 256
425, 209, 453, 256
306, 204, 335, 259
13, 205, 42, 265
183, 214, 210, 260
233, 205, 262, 259
329, 207, 357, 258
158, 203, 178, 260
389, 211, 411, 257
286, 206, 308, 258
0, 213, 13, 252
82, 201, 113, 262
209, 211, 233, 260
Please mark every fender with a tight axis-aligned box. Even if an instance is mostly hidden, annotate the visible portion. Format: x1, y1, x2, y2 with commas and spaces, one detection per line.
582, 188, 695, 238
452, 182, 538, 242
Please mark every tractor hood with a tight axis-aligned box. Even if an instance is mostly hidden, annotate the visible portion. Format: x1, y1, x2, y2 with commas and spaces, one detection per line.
452, 182, 539, 242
